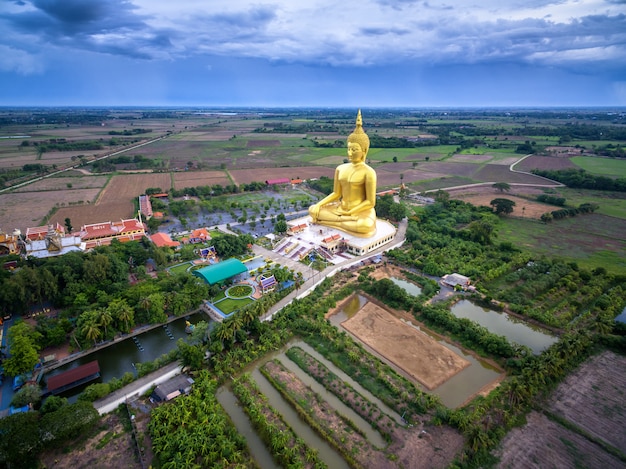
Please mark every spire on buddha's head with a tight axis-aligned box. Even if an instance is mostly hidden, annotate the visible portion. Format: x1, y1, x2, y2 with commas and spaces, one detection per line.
347, 109, 370, 155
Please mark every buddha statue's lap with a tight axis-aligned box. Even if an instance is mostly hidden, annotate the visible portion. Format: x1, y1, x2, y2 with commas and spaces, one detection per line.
308, 110, 378, 238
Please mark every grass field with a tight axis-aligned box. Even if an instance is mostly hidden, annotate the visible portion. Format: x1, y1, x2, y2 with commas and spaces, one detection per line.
570, 156, 626, 176
215, 296, 254, 314
552, 187, 626, 219
497, 214, 626, 273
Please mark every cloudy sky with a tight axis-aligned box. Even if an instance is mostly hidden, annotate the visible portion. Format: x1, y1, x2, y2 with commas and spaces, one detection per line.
1, 0, 625, 107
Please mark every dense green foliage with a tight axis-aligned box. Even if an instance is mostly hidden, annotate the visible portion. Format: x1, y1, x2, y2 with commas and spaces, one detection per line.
0, 240, 212, 352
0, 401, 99, 469
532, 168, 626, 192
149, 371, 254, 467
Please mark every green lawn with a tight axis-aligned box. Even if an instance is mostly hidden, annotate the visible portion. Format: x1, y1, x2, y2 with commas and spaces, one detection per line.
215, 296, 254, 314
169, 262, 192, 274
571, 156, 626, 176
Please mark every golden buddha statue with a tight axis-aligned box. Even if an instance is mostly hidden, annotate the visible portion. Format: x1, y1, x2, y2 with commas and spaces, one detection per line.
308, 110, 377, 237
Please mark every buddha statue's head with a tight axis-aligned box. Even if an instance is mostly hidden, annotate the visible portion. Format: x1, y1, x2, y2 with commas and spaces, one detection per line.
347, 110, 370, 157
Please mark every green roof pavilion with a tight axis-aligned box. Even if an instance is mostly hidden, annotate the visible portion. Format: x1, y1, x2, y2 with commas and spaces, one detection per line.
193, 258, 248, 285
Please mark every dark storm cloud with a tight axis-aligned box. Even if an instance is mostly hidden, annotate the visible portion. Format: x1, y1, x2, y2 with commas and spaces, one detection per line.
4, 0, 172, 58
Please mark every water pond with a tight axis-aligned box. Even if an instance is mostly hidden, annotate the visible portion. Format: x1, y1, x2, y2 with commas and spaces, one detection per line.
42, 312, 207, 400
330, 295, 502, 408
450, 300, 558, 354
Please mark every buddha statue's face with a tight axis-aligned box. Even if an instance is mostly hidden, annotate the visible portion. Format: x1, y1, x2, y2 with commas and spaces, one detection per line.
347, 142, 366, 164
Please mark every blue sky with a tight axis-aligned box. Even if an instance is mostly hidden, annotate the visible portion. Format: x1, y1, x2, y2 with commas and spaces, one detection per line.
1, 0, 625, 107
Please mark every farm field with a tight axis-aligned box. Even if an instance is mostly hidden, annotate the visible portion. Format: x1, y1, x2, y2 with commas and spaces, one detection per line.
173, 170, 230, 189
495, 351, 626, 468
570, 155, 626, 176
0, 189, 102, 231
340, 300, 471, 390
229, 166, 334, 185
45, 173, 171, 230
497, 214, 626, 273
551, 187, 626, 219
547, 351, 626, 454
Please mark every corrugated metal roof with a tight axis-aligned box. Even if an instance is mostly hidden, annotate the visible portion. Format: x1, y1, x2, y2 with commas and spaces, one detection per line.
193, 258, 247, 285
47, 360, 100, 392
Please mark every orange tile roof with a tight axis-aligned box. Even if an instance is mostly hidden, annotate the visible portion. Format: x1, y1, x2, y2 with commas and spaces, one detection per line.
150, 232, 180, 248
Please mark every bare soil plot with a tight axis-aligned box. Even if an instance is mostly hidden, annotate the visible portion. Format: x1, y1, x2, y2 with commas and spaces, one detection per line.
376, 168, 446, 187
447, 154, 493, 163
0, 189, 102, 231
45, 173, 170, 228
173, 170, 230, 189
451, 193, 555, 219
494, 411, 625, 469
376, 162, 416, 171
547, 351, 626, 454
341, 301, 470, 390
40, 412, 141, 469
50, 202, 134, 229
474, 164, 555, 184
97, 173, 171, 204
12, 175, 109, 192
229, 166, 334, 185
416, 161, 481, 178
516, 155, 578, 172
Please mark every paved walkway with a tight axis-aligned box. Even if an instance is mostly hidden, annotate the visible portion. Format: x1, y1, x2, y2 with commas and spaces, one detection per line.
260, 217, 408, 321
92, 361, 182, 415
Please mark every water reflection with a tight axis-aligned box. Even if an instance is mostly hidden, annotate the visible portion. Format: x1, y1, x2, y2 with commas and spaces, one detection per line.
216, 387, 279, 469
43, 313, 206, 400
450, 300, 558, 354
390, 277, 422, 296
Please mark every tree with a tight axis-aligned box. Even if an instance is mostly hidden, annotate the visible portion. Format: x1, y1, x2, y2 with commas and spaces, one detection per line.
108, 298, 134, 333
275, 219, 288, 234
81, 317, 102, 346
540, 212, 553, 223
4, 322, 42, 377
492, 182, 511, 193
467, 219, 495, 245
64, 217, 73, 233
0, 412, 42, 467
98, 308, 113, 338
490, 198, 516, 215
177, 338, 205, 371
11, 384, 42, 408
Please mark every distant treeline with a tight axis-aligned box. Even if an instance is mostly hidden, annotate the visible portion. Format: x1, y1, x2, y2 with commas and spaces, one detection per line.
255, 122, 339, 133
537, 194, 566, 206
532, 168, 626, 192
170, 180, 267, 198
22, 163, 48, 173
108, 128, 152, 136
90, 154, 159, 172
34, 140, 103, 152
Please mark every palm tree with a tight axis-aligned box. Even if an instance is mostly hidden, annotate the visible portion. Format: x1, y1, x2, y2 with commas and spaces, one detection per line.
82, 319, 102, 346
111, 300, 134, 333
98, 308, 113, 338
